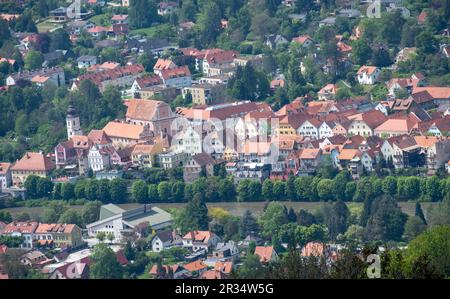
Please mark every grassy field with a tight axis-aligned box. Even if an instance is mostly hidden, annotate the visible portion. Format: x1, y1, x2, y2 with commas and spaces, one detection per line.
130, 24, 177, 39
2, 201, 438, 220
88, 14, 112, 27
36, 20, 62, 33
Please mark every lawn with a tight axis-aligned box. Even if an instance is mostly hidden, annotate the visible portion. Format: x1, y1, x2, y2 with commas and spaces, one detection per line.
88, 13, 112, 27
36, 20, 62, 33
130, 24, 177, 40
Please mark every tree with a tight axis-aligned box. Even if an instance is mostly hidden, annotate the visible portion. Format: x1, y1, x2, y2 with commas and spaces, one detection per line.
84, 180, 99, 201
372, 46, 391, 67
157, 181, 171, 202
382, 176, 397, 195
352, 39, 372, 65
0, 211, 12, 223
317, 179, 335, 201
239, 210, 259, 237
403, 216, 427, 241
129, 0, 158, 29
423, 176, 442, 202
61, 183, 75, 200
147, 184, 159, 202
81, 201, 102, 225
97, 179, 111, 203
175, 193, 209, 233
24, 175, 39, 198
24, 50, 43, 70
328, 200, 350, 241
58, 209, 83, 227
286, 175, 296, 200
405, 225, 450, 278
415, 202, 427, 225
237, 254, 265, 278
132, 180, 148, 203
259, 202, 287, 239
364, 195, 408, 242
218, 178, 236, 201
109, 179, 127, 203
41, 202, 68, 223
197, 1, 222, 46
272, 180, 286, 200
90, 243, 123, 279
49, 29, 71, 51
415, 31, 438, 54
261, 179, 273, 200
96, 231, 106, 242
124, 241, 135, 261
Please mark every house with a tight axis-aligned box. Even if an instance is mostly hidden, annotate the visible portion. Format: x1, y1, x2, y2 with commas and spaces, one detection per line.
380, 135, 423, 169
414, 136, 450, 171
338, 149, 363, 178
356, 66, 381, 85
200, 269, 224, 279
102, 121, 153, 148
227, 162, 270, 183
374, 118, 416, 137
159, 65, 192, 88
0, 222, 39, 249
318, 84, 338, 101
126, 37, 177, 56
86, 204, 173, 242
87, 144, 115, 172
265, 34, 288, 49
292, 35, 314, 47
49, 261, 89, 279
129, 74, 163, 96
10, 152, 55, 187
7, 67, 65, 87
201, 50, 238, 76
131, 143, 164, 168
182, 83, 227, 106
87, 26, 109, 38
298, 148, 322, 174
298, 119, 322, 138
157, 1, 177, 15
111, 14, 128, 25
386, 77, 421, 99
72, 64, 144, 92
66, 19, 95, 35
254, 246, 279, 263
0, 162, 12, 189
49, 7, 68, 23
95, 169, 124, 180
20, 250, 52, 268
156, 150, 188, 169
214, 261, 233, 277
412, 86, 450, 106
54, 135, 92, 174
34, 224, 83, 249
347, 110, 387, 137
183, 153, 216, 183
125, 99, 179, 136
149, 264, 189, 279
210, 241, 239, 261
184, 260, 208, 276
153, 58, 177, 75
77, 55, 97, 69
182, 231, 221, 252
151, 230, 182, 252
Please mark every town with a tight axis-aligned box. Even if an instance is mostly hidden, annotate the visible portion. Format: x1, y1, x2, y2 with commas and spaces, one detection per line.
0, 0, 449, 280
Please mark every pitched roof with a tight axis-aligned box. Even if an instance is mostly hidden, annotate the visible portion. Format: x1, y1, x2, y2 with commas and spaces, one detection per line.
1, 222, 39, 234
135, 74, 162, 88
191, 153, 216, 166
35, 223, 76, 234
254, 246, 276, 262
184, 260, 208, 272
214, 261, 233, 274
292, 35, 312, 44
154, 58, 175, 70
414, 136, 439, 148
87, 130, 111, 145
183, 230, 216, 243
0, 162, 12, 175
200, 270, 223, 279
374, 118, 416, 134
357, 65, 378, 75
132, 144, 155, 155
103, 121, 145, 140
338, 149, 361, 160
413, 86, 450, 99
11, 152, 54, 172
159, 65, 191, 80
125, 99, 166, 121
299, 148, 321, 159
78, 64, 144, 86
349, 110, 387, 129
204, 50, 238, 65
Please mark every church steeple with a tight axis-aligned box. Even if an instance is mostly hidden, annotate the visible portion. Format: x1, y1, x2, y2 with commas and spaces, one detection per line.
66, 104, 83, 139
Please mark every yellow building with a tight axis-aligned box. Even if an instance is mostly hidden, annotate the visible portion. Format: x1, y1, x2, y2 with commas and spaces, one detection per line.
131, 143, 164, 168
10, 152, 55, 187
182, 83, 226, 106
34, 224, 84, 249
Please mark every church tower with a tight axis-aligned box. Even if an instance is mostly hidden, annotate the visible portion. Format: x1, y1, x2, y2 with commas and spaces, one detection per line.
66, 105, 83, 139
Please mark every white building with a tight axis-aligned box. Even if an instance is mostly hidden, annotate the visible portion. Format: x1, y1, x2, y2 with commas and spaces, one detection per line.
87, 145, 111, 172
151, 230, 182, 252
297, 119, 321, 139
86, 204, 173, 242
77, 55, 97, 69
0, 162, 12, 189
357, 66, 381, 85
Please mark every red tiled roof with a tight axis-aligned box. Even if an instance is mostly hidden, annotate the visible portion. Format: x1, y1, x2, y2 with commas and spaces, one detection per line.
78, 64, 144, 86
159, 65, 191, 80
254, 246, 276, 263
11, 152, 54, 172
